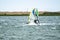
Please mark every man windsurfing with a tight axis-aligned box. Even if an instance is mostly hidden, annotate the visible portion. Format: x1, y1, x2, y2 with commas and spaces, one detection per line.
28, 8, 39, 24
32, 8, 39, 24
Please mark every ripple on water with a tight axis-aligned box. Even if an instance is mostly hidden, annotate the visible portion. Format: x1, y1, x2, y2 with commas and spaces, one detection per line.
0, 26, 2, 28
0, 19, 5, 22
4, 23, 8, 25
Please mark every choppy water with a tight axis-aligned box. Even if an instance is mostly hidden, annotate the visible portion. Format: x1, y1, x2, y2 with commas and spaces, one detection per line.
0, 16, 60, 40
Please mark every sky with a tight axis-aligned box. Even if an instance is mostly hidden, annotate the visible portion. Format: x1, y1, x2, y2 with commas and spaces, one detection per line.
0, 0, 60, 12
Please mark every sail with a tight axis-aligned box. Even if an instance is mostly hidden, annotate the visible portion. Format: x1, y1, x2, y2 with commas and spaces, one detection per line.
28, 8, 39, 24
35, 9, 39, 16
28, 12, 35, 23
35, 9, 39, 20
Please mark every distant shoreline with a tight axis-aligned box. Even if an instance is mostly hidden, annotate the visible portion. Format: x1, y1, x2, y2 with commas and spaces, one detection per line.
0, 11, 60, 16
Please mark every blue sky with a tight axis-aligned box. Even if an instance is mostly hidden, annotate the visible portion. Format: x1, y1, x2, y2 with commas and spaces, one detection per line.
0, 0, 60, 12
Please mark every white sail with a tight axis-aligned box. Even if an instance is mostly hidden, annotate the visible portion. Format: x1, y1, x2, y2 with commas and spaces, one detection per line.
28, 12, 35, 23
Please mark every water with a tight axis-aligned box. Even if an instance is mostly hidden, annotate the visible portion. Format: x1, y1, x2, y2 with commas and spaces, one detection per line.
0, 16, 60, 40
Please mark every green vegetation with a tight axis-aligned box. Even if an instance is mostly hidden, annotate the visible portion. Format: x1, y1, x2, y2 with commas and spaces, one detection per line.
0, 12, 60, 16
39, 12, 60, 16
